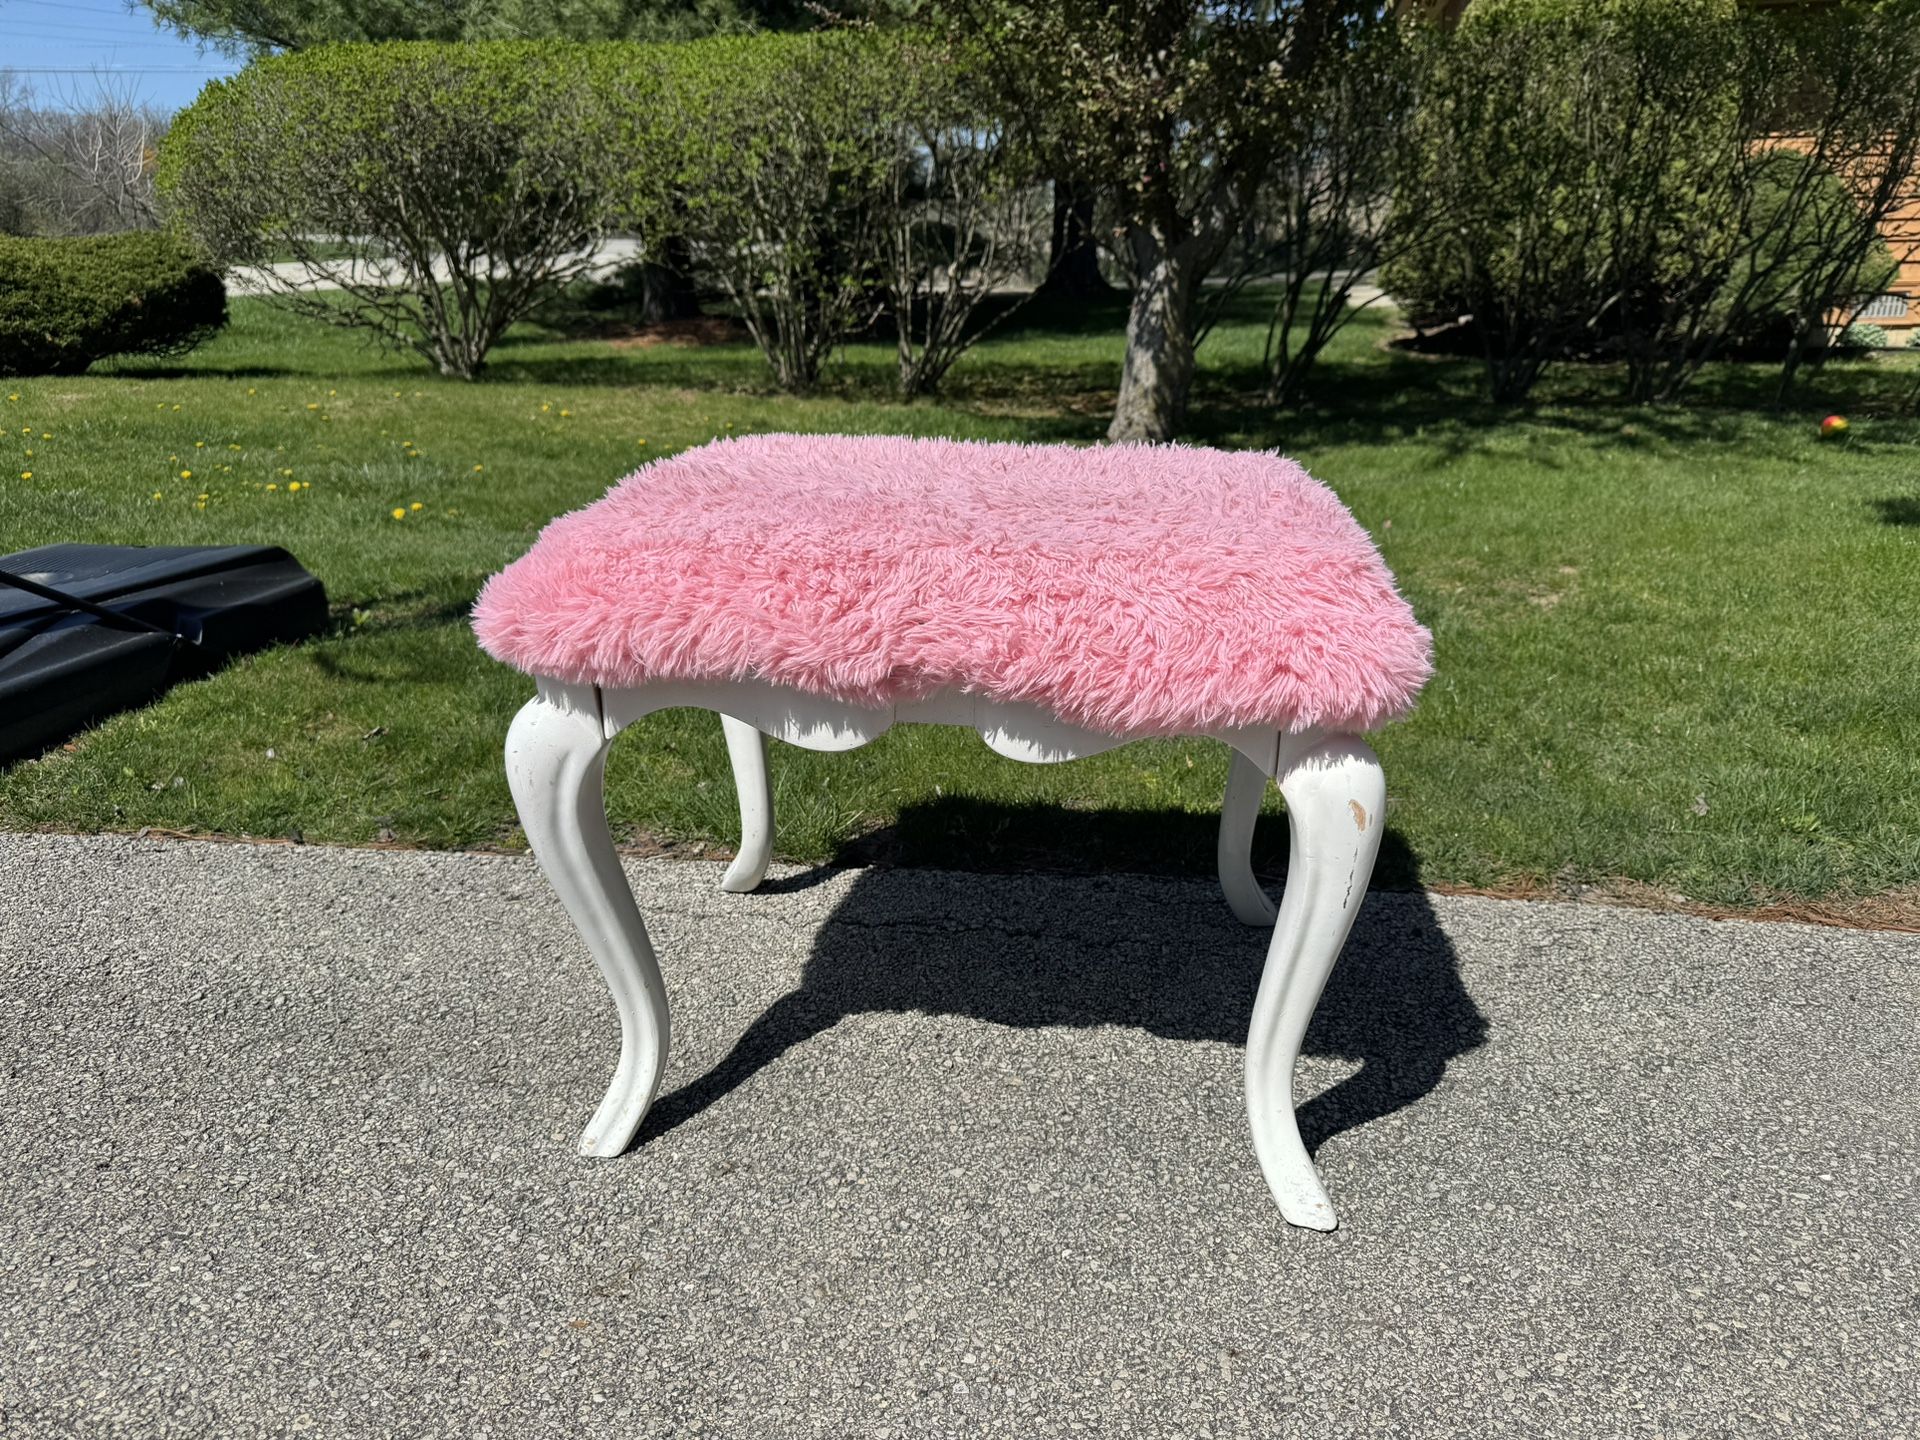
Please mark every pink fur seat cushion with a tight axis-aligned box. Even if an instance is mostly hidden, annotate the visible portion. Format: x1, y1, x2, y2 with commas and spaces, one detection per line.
473, 434, 1432, 737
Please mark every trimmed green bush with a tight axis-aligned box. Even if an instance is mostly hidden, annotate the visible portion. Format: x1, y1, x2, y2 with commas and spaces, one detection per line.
0, 231, 226, 376
158, 42, 624, 378
1708, 152, 1898, 357
1385, 0, 1741, 402
613, 29, 1038, 398
608, 31, 914, 393
1838, 321, 1891, 351
1388, 0, 1920, 402
158, 34, 1034, 392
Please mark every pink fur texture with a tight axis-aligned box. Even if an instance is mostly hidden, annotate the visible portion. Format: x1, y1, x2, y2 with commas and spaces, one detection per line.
473, 434, 1432, 736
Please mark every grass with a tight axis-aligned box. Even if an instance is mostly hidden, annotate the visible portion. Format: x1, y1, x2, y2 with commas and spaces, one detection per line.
2, 289, 1917, 911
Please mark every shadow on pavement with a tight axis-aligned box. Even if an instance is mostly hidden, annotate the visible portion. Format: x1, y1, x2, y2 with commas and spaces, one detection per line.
641, 804, 1488, 1161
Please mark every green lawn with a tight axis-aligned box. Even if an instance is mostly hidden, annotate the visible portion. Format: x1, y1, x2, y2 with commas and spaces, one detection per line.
3, 291, 1917, 911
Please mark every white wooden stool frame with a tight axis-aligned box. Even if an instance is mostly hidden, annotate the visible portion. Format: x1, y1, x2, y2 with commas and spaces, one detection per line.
505, 674, 1386, 1231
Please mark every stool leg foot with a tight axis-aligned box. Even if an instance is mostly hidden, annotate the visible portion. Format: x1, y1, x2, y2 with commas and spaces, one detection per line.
719, 715, 773, 894
1246, 735, 1386, 1231
507, 683, 670, 1158
1218, 745, 1279, 926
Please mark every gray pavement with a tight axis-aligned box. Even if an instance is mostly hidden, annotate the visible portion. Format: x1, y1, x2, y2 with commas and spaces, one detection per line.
0, 831, 1914, 1439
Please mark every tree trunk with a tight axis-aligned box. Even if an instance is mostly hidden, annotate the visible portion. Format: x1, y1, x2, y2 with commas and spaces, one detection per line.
1037, 177, 1110, 299
1777, 322, 1813, 404
1107, 237, 1197, 443
636, 234, 701, 324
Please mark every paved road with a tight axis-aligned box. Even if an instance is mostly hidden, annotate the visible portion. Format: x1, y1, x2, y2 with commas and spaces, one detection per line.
224, 238, 647, 297
1, 833, 1914, 1438
225, 247, 1391, 314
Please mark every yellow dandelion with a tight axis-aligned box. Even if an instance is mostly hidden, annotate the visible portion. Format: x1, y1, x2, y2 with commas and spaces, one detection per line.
541, 403, 551, 413
19, 471, 31, 480
195, 501, 206, 511
409, 501, 423, 512
229, 444, 242, 451
560, 409, 572, 418
280, 468, 293, 477
307, 403, 319, 411
152, 491, 163, 500
6, 394, 16, 402
328, 389, 337, 397
170, 455, 178, 462
195, 441, 205, 448
266, 483, 278, 492
247, 387, 257, 396
23, 450, 31, 458
472, 464, 484, 472
180, 470, 192, 479
391, 507, 406, 520
19, 427, 27, 434
393, 391, 402, 398
171, 404, 181, 411
287, 481, 301, 492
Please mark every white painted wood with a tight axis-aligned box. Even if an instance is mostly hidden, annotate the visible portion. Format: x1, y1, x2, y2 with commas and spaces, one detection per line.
519, 674, 1388, 1229
602, 677, 892, 751
719, 715, 772, 894
1217, 747, 1280, 927
948, 695, 1132, 764
603, 678, 1187, 765
1240, 735, 1386, 1231
505, 678, 670, 1158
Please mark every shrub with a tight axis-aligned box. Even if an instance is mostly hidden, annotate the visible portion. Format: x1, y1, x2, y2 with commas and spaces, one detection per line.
1838, 322, 1891, 351
1237, 16, 1436, 406
611, 32, 906, 394
1707, 152, 1899, 358
0, 231, 225, 376
1386, 0, 1741, 403
1388, 0, 1920, 402
158, 42, 625, 378
1714, 0, 1920, 398
874, 37, 1048, 399
607, 31, 1043, 398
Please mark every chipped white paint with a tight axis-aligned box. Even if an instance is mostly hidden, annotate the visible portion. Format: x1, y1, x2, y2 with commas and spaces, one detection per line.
507, 675, 1387, 1230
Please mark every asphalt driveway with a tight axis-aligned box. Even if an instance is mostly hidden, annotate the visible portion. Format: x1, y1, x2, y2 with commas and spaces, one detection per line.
1, 833, 1914, 1438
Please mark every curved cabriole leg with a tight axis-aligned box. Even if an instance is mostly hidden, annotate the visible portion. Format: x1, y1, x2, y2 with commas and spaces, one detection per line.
1218, 745, 1279, 927
719, 714, 773, 894
1246, 735, 1386, 1231
506, 681, 670, 1158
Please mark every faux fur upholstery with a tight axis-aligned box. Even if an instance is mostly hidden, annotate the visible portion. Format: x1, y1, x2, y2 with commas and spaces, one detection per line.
473, 434, 1432, 737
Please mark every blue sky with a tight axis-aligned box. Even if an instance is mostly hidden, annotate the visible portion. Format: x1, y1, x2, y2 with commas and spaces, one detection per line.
2, 0, 243, 112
